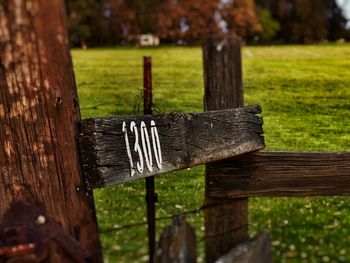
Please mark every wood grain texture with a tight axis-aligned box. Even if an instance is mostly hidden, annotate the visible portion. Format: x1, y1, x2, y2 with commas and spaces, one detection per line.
215, 232, 274, 263
156, 216, 197, 263
203, 35, 243, 110
0, 1, 102, 262
203, 34, 250, 263
79, 106, 264, 188
209, 151, 350, 198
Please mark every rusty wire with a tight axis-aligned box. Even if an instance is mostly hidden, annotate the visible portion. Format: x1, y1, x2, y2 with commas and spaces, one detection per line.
99, 200, 236, 234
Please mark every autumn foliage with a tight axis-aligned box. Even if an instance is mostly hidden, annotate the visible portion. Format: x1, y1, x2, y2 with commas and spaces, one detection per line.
156, 0, 261, 43
65, 0, 349, 46
66, 0, 261, 45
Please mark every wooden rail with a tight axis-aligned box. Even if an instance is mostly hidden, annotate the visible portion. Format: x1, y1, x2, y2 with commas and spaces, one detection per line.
208, 151, 350, 198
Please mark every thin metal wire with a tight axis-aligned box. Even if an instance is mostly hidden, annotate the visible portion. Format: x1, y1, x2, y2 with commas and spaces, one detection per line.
99, 201, 236, 234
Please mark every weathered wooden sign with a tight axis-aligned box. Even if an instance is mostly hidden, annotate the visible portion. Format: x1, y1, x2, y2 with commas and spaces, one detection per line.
79, 105, 264, 188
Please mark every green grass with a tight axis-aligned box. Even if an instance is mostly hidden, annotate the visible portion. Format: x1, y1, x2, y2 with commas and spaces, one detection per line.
72, 44, 350, 263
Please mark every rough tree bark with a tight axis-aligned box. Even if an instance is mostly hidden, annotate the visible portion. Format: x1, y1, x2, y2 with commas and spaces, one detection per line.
0, 0, 102, 262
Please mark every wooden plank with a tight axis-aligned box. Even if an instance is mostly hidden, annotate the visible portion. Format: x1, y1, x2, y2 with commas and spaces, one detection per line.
156, 216, 197, 263
79, 106, 264, 188
209, 151, 350, 198
215, 232, 274, 263
203, 34, 249, 263
0, 1, 102, 262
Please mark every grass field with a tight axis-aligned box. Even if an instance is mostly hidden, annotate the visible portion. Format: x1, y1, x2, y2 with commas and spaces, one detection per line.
72, 44, 350, 263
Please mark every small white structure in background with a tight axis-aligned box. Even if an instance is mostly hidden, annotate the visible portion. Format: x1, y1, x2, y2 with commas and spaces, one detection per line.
138, 34, 160, 47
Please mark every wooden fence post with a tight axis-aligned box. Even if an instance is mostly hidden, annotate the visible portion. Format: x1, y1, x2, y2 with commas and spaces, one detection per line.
203, 35, 248, 263
0, 1, 102, 261
156, 216, 197, 263
214, 232, 274, 263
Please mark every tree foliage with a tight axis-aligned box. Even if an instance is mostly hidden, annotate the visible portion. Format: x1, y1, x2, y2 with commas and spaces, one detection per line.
66, 0, 138, 46
156, 0, 222, 43
257, 9, 280, 41
151, 0, 262, 43
255, 0, 349, 43
66, 0, 261, 45
65, 0, 349, 46
127, 0, 163, 33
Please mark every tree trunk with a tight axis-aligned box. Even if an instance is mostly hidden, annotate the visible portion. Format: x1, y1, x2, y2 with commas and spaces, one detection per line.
0, 0, 102, 262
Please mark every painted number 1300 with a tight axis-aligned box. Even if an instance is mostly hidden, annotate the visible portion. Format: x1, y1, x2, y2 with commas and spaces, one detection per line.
122, 120, 163, 177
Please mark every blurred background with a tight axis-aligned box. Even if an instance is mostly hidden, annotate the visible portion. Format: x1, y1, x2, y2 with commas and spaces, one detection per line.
65, 0, 350, 47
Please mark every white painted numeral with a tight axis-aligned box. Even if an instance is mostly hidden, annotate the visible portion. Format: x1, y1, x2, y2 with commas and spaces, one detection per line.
140, 121, 153, 172
151, 120, 162, 169
130, 121, 144, 173
122, 121, 135, 177
123, 120, 163, 176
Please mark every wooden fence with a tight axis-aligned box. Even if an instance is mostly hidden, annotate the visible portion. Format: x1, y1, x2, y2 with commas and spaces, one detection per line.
79, 35, 350, 262
0, 2, 349, 261
78, 35, 265, 263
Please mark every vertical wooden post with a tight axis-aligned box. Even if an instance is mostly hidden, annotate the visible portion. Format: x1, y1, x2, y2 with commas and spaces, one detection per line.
156, 216, 197, 263
203, 35, 248, 263
0, 1, 102, 262
144, 56, 156, 263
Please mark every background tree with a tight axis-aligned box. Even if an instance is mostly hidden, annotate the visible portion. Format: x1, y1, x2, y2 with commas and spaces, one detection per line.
255, 0, 349, 43
128, 0, 164, 33
156, 0, 261, 43
66, 0, 139, 46
256, 9, 280, 42
290, 0, 328, 42
156, 0, 221, 43
65, 0, 349, 45
100, 0, 139, 45
66, 0, 96, 46
327, 0, 349, 41
221, 0, 262, 39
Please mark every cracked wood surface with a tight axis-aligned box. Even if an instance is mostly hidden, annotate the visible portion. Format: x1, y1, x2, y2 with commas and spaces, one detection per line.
209, 151, 350, 198
79, 106, 264, 188
203, 35, 249, 263
0, 1, 102, 262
